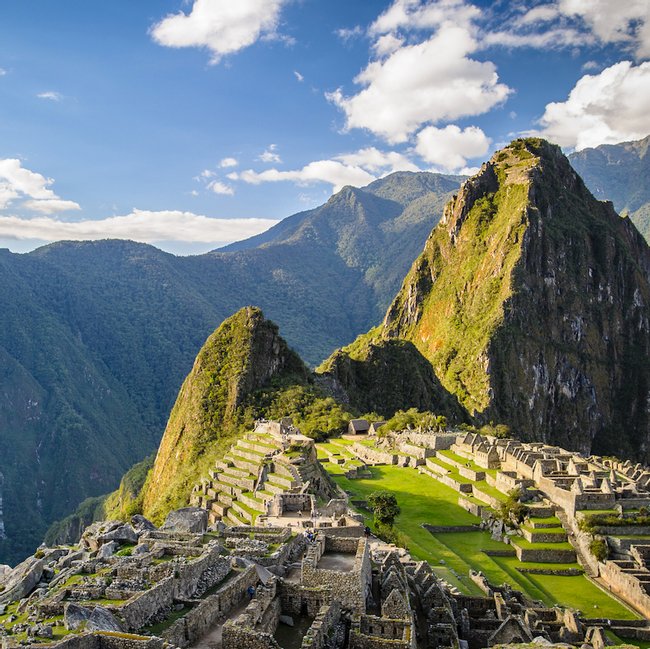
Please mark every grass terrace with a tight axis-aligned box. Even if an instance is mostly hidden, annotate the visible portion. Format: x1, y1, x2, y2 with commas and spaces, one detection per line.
317, 454, 639, 620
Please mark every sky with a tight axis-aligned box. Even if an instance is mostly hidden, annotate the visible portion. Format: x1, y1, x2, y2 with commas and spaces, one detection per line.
1, 0, 649, 254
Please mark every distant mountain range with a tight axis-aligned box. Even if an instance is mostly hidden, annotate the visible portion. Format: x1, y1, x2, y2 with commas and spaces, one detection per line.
569, 135, 650, 241
0, 171, 460, 564
2, 134, 649, 565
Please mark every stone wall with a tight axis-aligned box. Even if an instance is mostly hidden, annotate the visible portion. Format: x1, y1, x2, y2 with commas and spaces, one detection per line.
120, 546, 230, 630
351, 444, 396, 466
302, 537, 371, 614
301, 603, 341, 649
20, 633, 164, 649
162, 565, 259, 648
599, 561, 650, 618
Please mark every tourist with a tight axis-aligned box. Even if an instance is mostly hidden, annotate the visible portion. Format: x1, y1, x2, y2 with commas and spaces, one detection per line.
247, 585, 256, 600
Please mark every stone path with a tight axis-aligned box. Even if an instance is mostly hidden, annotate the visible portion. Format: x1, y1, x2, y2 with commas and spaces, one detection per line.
188, 601, 250, 649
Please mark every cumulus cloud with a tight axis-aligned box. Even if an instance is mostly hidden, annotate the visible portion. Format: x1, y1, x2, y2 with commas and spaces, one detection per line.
150, 0, 288, 64
37, 91, 63, 101
258, 144, 282, 164
235, 160, 376, 193
558, 0, 650, 58
209, 180, 234, 195
335, 147, 419, 173
535, 61, 650, 150
219, 157, 238, 168
415, 124, 491, 172
328, 24, 510, 143
0, 210, 277, 244
369, 0, 480, 35
0, 158, 80, 213
232, 146, 425, 193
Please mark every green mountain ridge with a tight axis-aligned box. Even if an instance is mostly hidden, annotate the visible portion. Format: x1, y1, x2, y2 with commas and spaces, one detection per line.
0, 171, 458, 564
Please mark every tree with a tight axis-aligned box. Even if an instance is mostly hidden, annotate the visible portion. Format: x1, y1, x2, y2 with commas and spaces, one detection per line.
497, 489, 529, 526
368, 491, 401, 526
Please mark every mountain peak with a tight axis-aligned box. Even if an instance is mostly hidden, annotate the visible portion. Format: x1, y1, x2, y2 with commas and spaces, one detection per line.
141, 306, 307, 522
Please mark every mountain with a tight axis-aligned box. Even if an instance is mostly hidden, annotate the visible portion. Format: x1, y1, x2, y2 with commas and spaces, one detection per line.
139, 306, 309, 523
0, 171, 459, 564
569, 135, 650, 241
322, 138, 650, 459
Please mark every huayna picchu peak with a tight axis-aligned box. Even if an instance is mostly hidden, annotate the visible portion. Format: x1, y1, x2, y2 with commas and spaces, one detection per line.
321, 138, 650, 460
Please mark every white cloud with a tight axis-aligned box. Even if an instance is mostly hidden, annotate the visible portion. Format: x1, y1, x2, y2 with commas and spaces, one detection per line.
415, 124, 491, 172
23, 199, 81, 215
219, 157, 238, 168
0, 158, 80, 213
37, 91, 63, 101
235, 160, 376, 193
328, 24, 510, 143
0, 210, 277, 244
199, 169, 216, 179
258, 144, 282, 163
369, 0, 480, 36
293, 70, 304, 82
0, 68, 6, 76
535, 61, 650, 150
335, 147, 419, 173
558, 0, 650, 58
209, 180, 234, 195
335, 26, 363, 41
150, 0, 287, 64
372, 33, 404, 57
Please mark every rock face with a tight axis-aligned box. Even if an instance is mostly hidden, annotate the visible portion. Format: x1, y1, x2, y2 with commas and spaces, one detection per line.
325, 139, 650, 459
162, 507, 208, 533
141, 307, 309, 523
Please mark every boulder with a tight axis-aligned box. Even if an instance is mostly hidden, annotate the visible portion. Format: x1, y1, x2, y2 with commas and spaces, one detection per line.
97, 541, 119, 560
162, 507, 208, 533
131, 514, 156, 533
99, 524, 138, 545
0, 556, 44, 605
86, 606, 125, 632
133, 543, 150, 556
81, 521, 122, 551
57, 550, 86, 569
64, 603, 92, 631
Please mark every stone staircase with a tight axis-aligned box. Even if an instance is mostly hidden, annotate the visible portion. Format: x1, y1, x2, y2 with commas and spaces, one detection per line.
190, 433, 305, 526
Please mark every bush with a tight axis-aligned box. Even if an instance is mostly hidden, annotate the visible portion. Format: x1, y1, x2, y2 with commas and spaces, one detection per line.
383, 408, 447, 433
373, 522, 408, 548
589, 538, 608, 562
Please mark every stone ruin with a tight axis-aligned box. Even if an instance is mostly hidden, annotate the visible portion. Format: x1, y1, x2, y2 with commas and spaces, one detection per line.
2, 421, 649, 649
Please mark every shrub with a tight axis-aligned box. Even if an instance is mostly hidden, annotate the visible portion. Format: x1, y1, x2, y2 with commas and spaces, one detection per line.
589, 538, 608, 562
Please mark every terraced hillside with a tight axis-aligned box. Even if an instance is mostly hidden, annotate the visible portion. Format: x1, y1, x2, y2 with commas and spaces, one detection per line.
316, 434, 638, 620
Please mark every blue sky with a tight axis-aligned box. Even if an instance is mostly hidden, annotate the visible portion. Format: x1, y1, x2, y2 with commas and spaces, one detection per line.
1, 0, 649, 254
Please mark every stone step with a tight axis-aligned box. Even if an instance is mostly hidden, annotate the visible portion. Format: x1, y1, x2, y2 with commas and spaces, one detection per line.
225, 453, 261, 475
211, 501, 230, 516
226, 510, 247, 526
222, 465, 250, 479
266, 473, 294, 489
217, 472, 255, 491
263, 482, 286, 495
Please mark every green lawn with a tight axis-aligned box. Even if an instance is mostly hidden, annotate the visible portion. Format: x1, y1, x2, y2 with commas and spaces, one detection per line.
321, 459, 639, 619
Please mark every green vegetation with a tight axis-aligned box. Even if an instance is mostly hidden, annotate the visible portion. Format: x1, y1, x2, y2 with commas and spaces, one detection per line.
367, 491, 401, 525
319, 452, 637, 619
589, 538, 609, 562
0, 172, 462, 564
382, 408, 447, 433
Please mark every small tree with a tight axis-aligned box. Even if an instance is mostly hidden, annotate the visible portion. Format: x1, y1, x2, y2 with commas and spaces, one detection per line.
497, 489, 529, 526
368, 491, 401, 526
